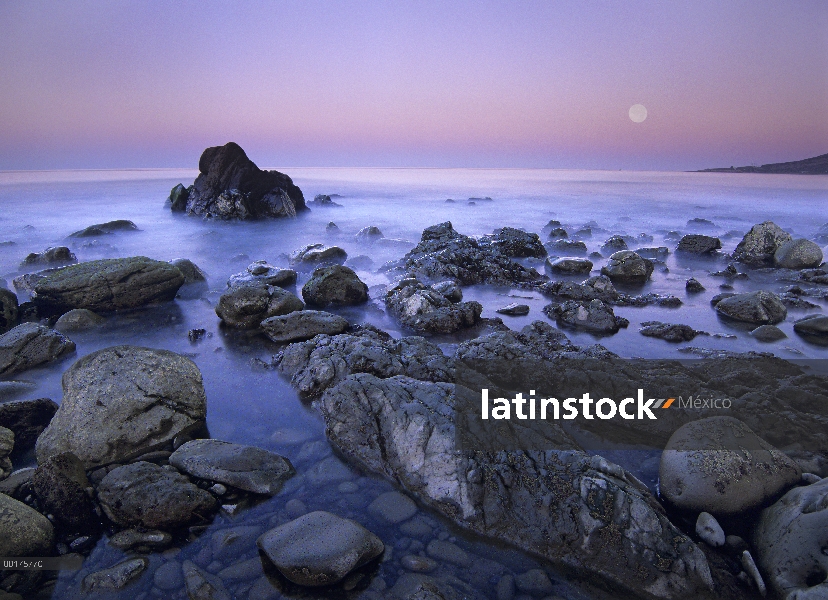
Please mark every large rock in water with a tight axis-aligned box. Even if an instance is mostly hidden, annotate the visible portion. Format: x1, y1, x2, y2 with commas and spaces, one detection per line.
68, 220, 139, 238
0, 493, 54, 557
31, 257, 184, 313
319, 373, 716, 599
0, 323, 75, 377
20, 246, 77, 267
182, 142, 306, 219
543, 299, 629, 334
733, 221, 793, 265
216, 285, 303, 329
479, 227, 547, 258
676, 235, 721, 254
36, 346, 207, 468
302, 265, 369, 307
600, 250, 653, 283
714, 291, 787, 324
659, 417, 801, 516
384, 278, 482, 334
261, 310, 349, 343
227, 261, 297, 289
793, 314, 828, 339
753, 477, 828, 600
774, 238, 823, 269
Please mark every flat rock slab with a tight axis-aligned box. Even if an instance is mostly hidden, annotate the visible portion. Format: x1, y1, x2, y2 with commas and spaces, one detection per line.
257, 511, 384, 587
261, 310, 349, 343
170, 439, 294, 495
0, 322, 75, 377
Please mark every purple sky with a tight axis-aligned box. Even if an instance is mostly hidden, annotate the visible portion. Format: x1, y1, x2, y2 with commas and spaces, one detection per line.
1, 1, 826, 171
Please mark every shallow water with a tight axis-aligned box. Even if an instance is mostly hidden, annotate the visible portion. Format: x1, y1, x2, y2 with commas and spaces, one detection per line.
1, 168, 827, 599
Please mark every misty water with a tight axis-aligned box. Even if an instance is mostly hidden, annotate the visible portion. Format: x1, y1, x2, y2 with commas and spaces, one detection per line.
1, 168, 827, 599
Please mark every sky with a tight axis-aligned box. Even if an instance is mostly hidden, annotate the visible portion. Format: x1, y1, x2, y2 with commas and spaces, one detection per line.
1, 1, 826, 171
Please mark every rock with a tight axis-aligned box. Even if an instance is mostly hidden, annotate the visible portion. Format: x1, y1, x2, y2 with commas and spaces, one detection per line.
385, 278, 482, 333
426, 540, 470, 567
311, 194, 342, 207
481, 227, 546, 258
0, 426, 12, 478
154, 560, 184, 590
69, 219, 139, 238
346, 255, 374, 270
733, 221, 793, 265
773, 238, 823, 269
81, 558, 148, 593
20, 246, 76, 267
754, 477, 828, 599
183, 560, 232, 600
546, 239, 587, 255
227, 262, 296, 290
687, 218, 716, 230
750, 325, 787, 342
793, 314, 828, 338
676, 234, 722, 254
170, 258, 208, 284
514, 569, 553, 596
544, 299, 628, 334
36, 346, 207, 468
455, 321, 574, 362
367, 491, 417, 524
53, 308, 105, 333
32, 452, 98, 532
495, 303, 529, 316
430, 280, 462, 302
740, 550, 766, 597
685, 278, 705, 293
169, 439, 294, 495
639, 321, 701, 342
710, 292, 736, 306
31, 257, 184, 313
110, 529, 172, 551
98, 461, 217, 529
0, 323, 75, 377
548, 227, 568, 239
546, 257, 592, 274
182, 143, 305, 219
302, 265, 369, 307
540, 274, 619, 303
0, 288, 18, 334
0, 398, 58, 450
714, 291, 787, 324
289, 244, 348, 270
600, 251, 653, 283
326, 221, 339, 232
257, 511, 384, 587
599, 235, 628, 255
695, 512, 725, 547
356, 226, 384, 242
168, 183, 190, 211
0, 493, 54, 557
261, 310, 349, 343
659, 416, 802, 515
401, 555, 437, 573
319, 374, 716, 598
635, 246, 669, 261
216, 285, 303, 329
0, 468, 34, 499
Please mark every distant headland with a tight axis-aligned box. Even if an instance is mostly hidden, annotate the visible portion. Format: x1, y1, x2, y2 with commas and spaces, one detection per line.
698, 152, 828, 175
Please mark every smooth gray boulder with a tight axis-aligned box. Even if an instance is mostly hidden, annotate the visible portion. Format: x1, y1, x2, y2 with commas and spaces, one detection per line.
0, 398, 58, 450
54, 308, 105, 333
169, 439, 294, 495
169, 258, 207, 284
659, 416, 801, 515
733, 221, 792, 265
794, 314, 828, 338
21, 246, 76, 267
0, 323, 75, 377
355, 226, 383, 242
543, 299, 629, 334
714, 291, 787, 324
385, 278, 481, 334
0, 493, 54, 557
750, 324, 787, 342
36, 346, 207, 468
226, 261, 297, 289
0, 288, 18, 334
261, 310, 349, 343
302, 265, 369, 307
289, 244, 348, 269
600, 250, 653, 283
68, 219, 139, 238
546, 257, 593, 274
367, 491, 418, 524
774, 238, 823, 269
97, 461, 217, 529
676, 235, 721, 254
257, 511, 384, 587
216, 285, 303, 329
31, 257, 184, 312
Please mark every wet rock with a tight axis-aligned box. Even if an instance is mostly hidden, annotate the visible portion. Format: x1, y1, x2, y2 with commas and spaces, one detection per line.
346, 255, 374, 270
426, 540, 470, 567
710, 264, 748, 279
311, 194, 342, 207
356, 226, 384, 242
687, 218, 716, 230
676, 234, 722, 254
31, 257, 184, 312
110, 529, 172, 551
544, 299, 628, 334
599, 235, 628, 255
367, 491, 417, 524
740, 550, 766, 597
614, 292, 682, 308
0, 426, 12, 478
514, 569, 553, 596
714, 291, 787, 324
496, 303, 529, 316
686, 278, 705, 293
183, 560, 232, 600
20, 246, 76, 267
216, 285, 303, 329
754, 477, 828, 599
169, 439, 294, 495
401, 555, 437, 573
227, 261, 297, 289
168, 183, 190, 211
639, 321, 701, 342
257, 511, 384, 587
633, 246, 669, 261
710, 292, 736, 306
749, 325, 787, 342
547, 227, 568, 239
261, 310, 349, 343
385, 278, 482, 334
36, 346, 207, 468
779, 292, 820, 309
0, 323, 75, 377
733, 221, 793, 265
546, 257, 592, 274
81, 557, 148, 593
54, 308, 105, 332
0, 398, 57, 450
430, 280, 462, 302
600, 251, 653, 283
546, 239, 587, 255
182, 142, 305, 219
154, 560, 184, 590
774, 238, 823, 269
98, 461, 217, 529
455, 320, 574, 361
0, 288, 18, 334
695, 512, 725, 547
480, 227, 546, 258
32, 452, 98, 532
69, 219, 139, 238
170, 258, 208, 284
0, 493, 54, 557
793, 314, 828, 339
539, 275, 618, 303
302, 265, 369, 307
0, 468, 34, 499
289, 244, 348, 269
659, 416, 801, 515
800, 268, 828, 285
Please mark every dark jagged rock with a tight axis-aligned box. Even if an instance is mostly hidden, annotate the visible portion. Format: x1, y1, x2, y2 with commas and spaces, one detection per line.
20, 246, 76, 267
181, 142, 306, 219
0, 288, 18, 334
635, 246, 669, 261
216, 285, 303, 329
289, 243, 348, 270
302, 265, 369, 307
430, 280, 462, 302
710, 264, 748, 279
599, 235, 628, 255
33, 452, 99, 532
480, 227, 546, 258
385, 278, 482, 333
0, 323, 75, 377
714, 291, 787, 324
546, 257, 592, 274
546, 239, 587, 255
733, 221, 792, 265
544, 299, 629, 334
547, 227, 568, 238
615, 293, 682, 308
455, 320, 574, 360
639, 321, 702, 342
799, 268, 828, 285
676, 235, 721, 254
226, 261, 297, 289
261, 310, 349, 343
167, 183, 189, 212
310, 194, 342, 207
0, 398, 58, 450
600, 251, 653, 284
793, 314, 828, 339
537, 274, 619, 303
68, 220, 139, 238
495, 303, 529, 316
686, 278, 705, 293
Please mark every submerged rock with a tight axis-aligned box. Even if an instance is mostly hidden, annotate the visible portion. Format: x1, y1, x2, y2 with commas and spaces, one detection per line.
302, 265, 369, 307
0, 288, 18, 334
311, 194, 342, 207
289, 243, 348, 269
600, 251, 653, 284
544, 299, 629, 334
685, 278, 705, 293
0, 323, 75, 377
480, 227, 546, 258
227, 261, 297, 289
676, 234, 721, 254
216, 285, 303, 329
82, 558, 148, 593
385, 278, 482, 333
546, 238, 588, 255
546, 257, 593, 274
495, 303, 529, 316
599, 235, 628, 255
20, 246, 76, 267
183, 560, 231, 600
54, 308, 105, 333
749, 324, 787, 342
733, 221, 792, 265
355, 226, 384, 242
774, 238, 823, 269
714, 291, 787, 324
68, 219, 139, 238
639, 321, 701, 342
261, 310, 349, 343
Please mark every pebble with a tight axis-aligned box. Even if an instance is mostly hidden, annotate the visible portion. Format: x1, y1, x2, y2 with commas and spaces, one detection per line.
400, 554, 437, 573
338, 481, 359, 493
695, 512, 725, 547
426, 539, 470, 567
367, 491, 418, 524
209, 483, 227, 496
740, 550, 767, 596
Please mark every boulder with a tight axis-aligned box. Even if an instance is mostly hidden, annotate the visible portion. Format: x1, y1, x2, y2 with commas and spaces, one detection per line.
0, 323, 75, 377
169, 258, 208, 284
385, 278, 482, 334
749, 325, 787, 342
430, 280, 462, 302
0, 398, 58, 450
774, 238, 823, 269
714, 291, 787, 324
753, 477, 828, 599
546, 239, 587, 255
31, 257, 184, 313
599, 235, 628, 255
0, 493, 54, 557
54, 309, 105, 333
302, 265, 369, 307
257, 511, 384, 587
32, 452, 98, 532
310, 194, 342, 207
659, 416, 801, 515
169, 439, 294, 495
181, 142, 306, 219
0, 288, 18, 334
547, 227, 568, 239
480, 227, 546, 258
227, 261, 297, 289
216, 285, 303, 329
168, 183, 189, 212
685, 278, 705, 293
68, 219, 139, 238
600, 251, 653, 284
676, 235, 721, 254
183, 560, 231, 600
733, 221, 792, 265
546, 257, 593, 274
541, 274, 619, 303
355, 226, 384, 242
495, 303, 529, 316
97, 461, 217, 529
36, 346, 207, 468
639, 321, 701, 342
455, 321, 574, 361
261, 310, 349, 343
793, 314, 828, 338
636, 246, 670, 261
543, 299, 629, 334
20, 246, 76, 267
289, 244, 348, 269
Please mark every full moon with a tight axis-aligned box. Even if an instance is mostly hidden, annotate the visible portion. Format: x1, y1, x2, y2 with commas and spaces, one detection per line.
629, 104, 648, 123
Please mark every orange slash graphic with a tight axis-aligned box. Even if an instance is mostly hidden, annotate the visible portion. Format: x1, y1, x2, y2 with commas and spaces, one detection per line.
662, 398, 675, 409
